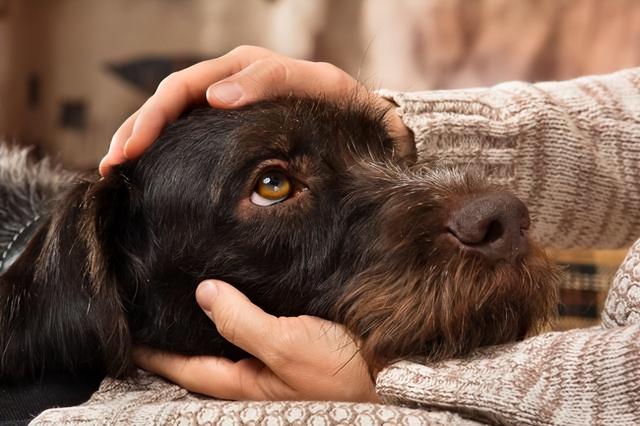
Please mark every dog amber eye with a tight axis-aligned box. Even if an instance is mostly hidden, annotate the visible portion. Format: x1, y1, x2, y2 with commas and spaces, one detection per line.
251, 170, 292, 206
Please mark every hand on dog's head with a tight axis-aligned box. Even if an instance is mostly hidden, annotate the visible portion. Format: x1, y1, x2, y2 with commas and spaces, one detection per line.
0, 98, 559, 383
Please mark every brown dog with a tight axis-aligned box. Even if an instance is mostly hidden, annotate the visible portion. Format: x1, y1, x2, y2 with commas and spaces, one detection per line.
0, 98, 559, 385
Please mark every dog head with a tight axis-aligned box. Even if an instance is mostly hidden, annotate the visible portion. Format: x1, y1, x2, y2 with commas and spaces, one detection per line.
0, 98, 559, 381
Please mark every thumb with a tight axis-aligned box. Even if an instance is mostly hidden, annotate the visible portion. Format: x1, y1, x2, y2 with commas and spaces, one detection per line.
195, 280, 280, 361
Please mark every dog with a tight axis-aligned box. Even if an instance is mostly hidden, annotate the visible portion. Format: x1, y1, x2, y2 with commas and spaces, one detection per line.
0, 98, 559, 385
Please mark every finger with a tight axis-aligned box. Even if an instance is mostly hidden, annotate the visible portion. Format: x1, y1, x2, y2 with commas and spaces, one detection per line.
123, 46, 274, 160
132, 346, 246, 399
206, 58, 359, 108
132, 347, 291, 400
99, 109, 140, 176
196, 280, 282, 363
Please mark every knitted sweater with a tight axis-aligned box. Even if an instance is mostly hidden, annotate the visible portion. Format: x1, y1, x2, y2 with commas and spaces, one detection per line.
32, 69, 640, 425
375, 68, 640, 425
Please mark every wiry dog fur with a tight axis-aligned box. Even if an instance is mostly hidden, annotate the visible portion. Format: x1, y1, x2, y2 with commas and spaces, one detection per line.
0, 99, 559, 382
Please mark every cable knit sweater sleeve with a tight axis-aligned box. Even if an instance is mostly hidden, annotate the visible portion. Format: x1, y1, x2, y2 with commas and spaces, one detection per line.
375, 69, 640, 425
376, 323, 640, 425
380, 68, 640, 249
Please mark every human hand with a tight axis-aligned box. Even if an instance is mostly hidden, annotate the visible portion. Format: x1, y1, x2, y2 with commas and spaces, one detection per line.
133, 280, 379, 402
100, 45, 414, 176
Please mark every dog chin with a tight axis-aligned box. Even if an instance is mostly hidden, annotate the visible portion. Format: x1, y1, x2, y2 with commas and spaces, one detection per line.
335, 233, 560, 373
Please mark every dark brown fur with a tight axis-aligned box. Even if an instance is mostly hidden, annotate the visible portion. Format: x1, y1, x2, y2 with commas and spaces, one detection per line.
0, 98, 559, 383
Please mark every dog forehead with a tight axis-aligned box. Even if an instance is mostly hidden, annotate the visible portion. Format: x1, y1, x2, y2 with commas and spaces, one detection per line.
223, 99, 393, 163
138, 100, 394, 203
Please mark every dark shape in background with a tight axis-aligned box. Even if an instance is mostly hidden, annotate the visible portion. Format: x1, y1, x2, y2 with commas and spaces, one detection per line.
59, 100, 87, 130
106, 56, 211, 95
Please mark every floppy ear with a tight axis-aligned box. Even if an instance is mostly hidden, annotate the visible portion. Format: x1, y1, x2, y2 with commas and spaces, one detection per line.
0, 171, 141, 382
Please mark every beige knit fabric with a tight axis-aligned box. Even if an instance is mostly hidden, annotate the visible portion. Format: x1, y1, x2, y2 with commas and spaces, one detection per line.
30, 371, 479, 425
602, 238, 640, 328
377, 323, 640, 425
375, 68, 640, 425
382, 68, 640, 250
33, 69, 640, 425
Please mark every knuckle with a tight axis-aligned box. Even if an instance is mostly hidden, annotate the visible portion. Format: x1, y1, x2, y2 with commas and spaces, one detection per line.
315, 62, 351, 88
214, 308, 239, 343
265, 319, 299, 365
265, 347, 290, 369
259, 58, 289, 84
314, 61, 337, 72
230, 44, 263, 57
231, 44, 253, 54
236, 362, 260, 398
155, 72, 180, 93
112, 121, 128, 140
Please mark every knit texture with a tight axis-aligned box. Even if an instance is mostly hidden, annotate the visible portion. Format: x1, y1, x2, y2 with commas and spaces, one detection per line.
376, 324, 640, 425
33, 68, 640, 425
602, 238, 640, 328
375, 68, 640, 425
30, 371, 479, 425
380, 68, 640, 249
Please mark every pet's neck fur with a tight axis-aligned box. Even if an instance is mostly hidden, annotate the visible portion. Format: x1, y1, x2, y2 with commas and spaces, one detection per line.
0, 146, 74, 272
0, 213, 40, 274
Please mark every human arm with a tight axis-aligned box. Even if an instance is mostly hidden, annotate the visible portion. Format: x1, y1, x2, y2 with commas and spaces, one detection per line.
376, 324, 640, 426
379, 68, 640, 249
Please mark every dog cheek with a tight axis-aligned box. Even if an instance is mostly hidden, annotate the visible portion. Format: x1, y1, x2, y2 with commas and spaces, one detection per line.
333, 267, 439, 373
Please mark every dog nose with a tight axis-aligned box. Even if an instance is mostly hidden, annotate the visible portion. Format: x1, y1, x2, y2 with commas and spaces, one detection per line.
447, 193, 530, 262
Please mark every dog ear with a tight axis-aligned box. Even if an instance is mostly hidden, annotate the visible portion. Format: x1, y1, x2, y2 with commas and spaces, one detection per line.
76, 171, 141, 376
0, 171, 141, 382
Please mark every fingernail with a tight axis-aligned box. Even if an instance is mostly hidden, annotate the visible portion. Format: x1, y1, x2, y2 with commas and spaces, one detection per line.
208, 82, 243, 104
98, 158, 109, 176
196, 280, 219, 314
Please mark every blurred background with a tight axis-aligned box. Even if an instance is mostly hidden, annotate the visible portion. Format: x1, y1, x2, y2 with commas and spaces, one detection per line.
1, 0, 638, 328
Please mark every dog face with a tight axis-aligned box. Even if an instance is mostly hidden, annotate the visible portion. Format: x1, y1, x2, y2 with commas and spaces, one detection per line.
0, 99, 558, 382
